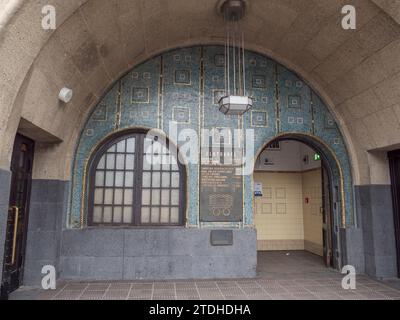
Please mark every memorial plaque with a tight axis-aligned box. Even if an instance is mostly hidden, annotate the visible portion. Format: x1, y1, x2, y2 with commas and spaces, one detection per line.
200, 164, 243, 222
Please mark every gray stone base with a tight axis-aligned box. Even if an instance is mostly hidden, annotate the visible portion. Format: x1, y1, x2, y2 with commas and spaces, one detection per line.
23, 180, 69, 285
353, 185, 398, 279
0, 169, 11, 285
60, 228, 257, 281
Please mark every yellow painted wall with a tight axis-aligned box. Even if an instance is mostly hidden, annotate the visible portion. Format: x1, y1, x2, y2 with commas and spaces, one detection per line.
254, 169, 323, 255
302, 169, 324, 256
254, 172, 304, 251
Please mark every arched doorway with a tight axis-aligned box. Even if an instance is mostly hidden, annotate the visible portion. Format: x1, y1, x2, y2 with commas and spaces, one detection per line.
253, 134, 345, 271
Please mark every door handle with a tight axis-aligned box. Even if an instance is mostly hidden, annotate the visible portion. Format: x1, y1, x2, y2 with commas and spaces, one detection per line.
9, 206, 20, 265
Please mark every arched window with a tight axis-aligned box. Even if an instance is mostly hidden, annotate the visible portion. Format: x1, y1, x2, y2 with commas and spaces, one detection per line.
87, 130, 186, 226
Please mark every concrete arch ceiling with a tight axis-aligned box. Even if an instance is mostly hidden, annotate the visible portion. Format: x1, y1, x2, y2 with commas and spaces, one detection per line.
0, 0, 400, 184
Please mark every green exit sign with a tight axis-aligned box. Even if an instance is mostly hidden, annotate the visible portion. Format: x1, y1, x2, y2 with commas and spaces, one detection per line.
314, 153, 321, 161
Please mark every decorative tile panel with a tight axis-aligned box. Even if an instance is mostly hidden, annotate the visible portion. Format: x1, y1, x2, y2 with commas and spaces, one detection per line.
70, 45, 354, 228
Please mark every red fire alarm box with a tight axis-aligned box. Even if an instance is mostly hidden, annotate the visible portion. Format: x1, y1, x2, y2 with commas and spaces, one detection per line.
305, 197, 309, 204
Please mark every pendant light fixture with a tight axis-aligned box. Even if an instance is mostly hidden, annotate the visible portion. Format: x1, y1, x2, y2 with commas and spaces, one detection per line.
218, 0, 252, 116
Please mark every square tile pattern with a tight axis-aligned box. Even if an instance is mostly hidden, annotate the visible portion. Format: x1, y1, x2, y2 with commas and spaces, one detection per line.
16, 252, 400, 301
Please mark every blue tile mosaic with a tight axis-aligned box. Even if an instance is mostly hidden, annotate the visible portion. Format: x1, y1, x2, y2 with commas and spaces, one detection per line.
70, 46, 354, 228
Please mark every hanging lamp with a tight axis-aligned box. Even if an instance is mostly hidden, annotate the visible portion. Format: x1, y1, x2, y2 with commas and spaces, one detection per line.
218, 0, 252, 116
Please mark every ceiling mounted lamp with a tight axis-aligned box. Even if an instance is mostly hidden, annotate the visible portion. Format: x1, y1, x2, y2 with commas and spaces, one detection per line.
218, 0, 252, 116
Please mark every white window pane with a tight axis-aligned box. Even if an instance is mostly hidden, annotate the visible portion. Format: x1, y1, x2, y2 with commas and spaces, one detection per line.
106, 154, 115, 169
93, 206, 102, 223
143, 156, 151, 170
141, 207, 150, 223
152, 141, 162, 154
105, 171, 114, 187
104, 189, 113, 205
103, 207, 112, 223
116, 140, 126, 153
97, 155, 105, 169
171, 190, 179, 205
125, 172, 134, 187
125, 154, 135, 170
142, 172, 151, 188
162, 162, 170, 171
126, 138, 135, 153
124, 189, 133, 205
170, 207, 179, 223
114, 189, 123, 205
171, 172, 180, 188
108, 144, 116, 153
142, 189, 151, 205
152, 172, 160, 188
161, 190, 170, 205
152, 189, 160, 205
144, 138, 152, 153
123, 207, 132, 223
113, 207, 122, 223
151, 207, 160, 223
171, 156, 178, 170
161, 207, 170, 223
152, 159, 161, 171
161, 173, 170, 188
116, 154, 125, 170
115, 171, 124, 187
95, 171, 104, 187
94, 188, 103, 204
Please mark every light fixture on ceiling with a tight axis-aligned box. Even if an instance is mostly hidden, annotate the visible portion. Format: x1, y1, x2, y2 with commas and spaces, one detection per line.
218, 0, 252, 116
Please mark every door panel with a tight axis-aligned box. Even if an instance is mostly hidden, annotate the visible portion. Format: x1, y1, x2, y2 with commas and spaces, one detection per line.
321, 164, 340, 269
388, 150, 400, 278
322, 165, 333, 267
1, 134, 34, 297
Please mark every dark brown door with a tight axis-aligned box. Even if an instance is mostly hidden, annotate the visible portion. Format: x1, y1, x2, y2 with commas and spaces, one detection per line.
1, 134, 34, 296
322, 164, 334, 268
388, 150, 400, 278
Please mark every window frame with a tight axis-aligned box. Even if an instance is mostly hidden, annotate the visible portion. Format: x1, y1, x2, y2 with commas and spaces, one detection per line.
87, 129, 186, 227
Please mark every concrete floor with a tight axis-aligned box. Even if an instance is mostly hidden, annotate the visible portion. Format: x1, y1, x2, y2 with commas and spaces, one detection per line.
10, 251, 400, 300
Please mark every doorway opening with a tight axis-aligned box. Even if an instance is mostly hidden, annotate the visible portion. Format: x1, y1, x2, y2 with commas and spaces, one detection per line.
1, 134, 34, 299
253, 138, 337, 270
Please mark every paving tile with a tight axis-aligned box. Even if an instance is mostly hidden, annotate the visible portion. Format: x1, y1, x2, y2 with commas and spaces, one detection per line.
263, 287, 288, 294
154, 282, 175, 290
270, 294, 296, 300
131, 283, 153, 290
378, 290, 400, 298
242, 288, 265, 296
53, 290, 83, 300
37, 290, 59, 300
224, 295, 249, 300
25, 251, 400, 301
80, 291, 106, 300
292, 293, 319, 300
109, 283, 132, 290
317, 293, 343, 300
103, 290, 130, 300
196, 282, 218, 288
87, 283, 110, 291
64, 283, 88, 290
153, 296, 176, 300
